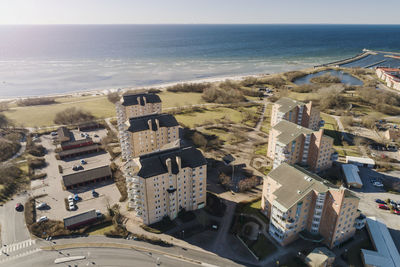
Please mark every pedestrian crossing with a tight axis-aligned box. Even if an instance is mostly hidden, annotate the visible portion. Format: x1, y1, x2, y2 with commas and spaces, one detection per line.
0, 248, 41, 264
0, 239, 36, 254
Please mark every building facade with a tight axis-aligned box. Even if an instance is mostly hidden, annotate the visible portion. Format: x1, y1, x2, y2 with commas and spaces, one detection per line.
124, 147, 207, 225
267, 120, 334, 172
116, 93, 162, 123
261, 163, 363, 249
376, 67, 400, 91
119, 113, 180, 159
271, 97, 322, 131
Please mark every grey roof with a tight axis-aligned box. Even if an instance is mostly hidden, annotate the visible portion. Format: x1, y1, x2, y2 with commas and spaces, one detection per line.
63, 209, 97, 227
122, 93, 161, 106
137, 147, 207, 178
305, 247, 335, 266
275, 97, 305, 114
361, 217, 400, 267
268, 163, 332, 210
62, 165, 112, 187
58, 144, 99, 157
342, 164, 363, 187
127, 113, 178, 133
273, 120, 314, 145
57, 127, 71, 142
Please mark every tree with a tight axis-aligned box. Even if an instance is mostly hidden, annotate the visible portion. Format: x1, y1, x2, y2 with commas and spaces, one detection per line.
0, 113, 9, 128
53, 107, 95, 125
219, 173, 232, 188
107, 92, 120, 104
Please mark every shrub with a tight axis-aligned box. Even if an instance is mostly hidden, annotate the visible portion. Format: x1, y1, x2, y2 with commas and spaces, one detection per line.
263, 77, 286, 88
58, 165, 63, 174
0, 140, 21, 162
28, 157, 46, 169
30, 173, 47, 180
0, 113, 10, 128
16, 97, 56, 106
202, 86, 246, 104
54, 107, 95, 125
107, 92, 120, 103
27, 144, 46, 157
284, 71, 307, 82
166, 82, 210, 93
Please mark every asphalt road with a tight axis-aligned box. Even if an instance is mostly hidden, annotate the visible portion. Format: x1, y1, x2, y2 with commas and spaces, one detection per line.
5, 247, 211, 267
0, 193, 31, 246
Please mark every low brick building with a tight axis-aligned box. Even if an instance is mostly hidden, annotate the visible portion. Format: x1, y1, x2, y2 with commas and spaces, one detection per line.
62, 165, 112, 190
63, 209, 98, 229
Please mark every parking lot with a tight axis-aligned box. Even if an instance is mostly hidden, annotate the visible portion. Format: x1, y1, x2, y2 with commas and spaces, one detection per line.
351, 167, 400, 249
31, 127, 121, 222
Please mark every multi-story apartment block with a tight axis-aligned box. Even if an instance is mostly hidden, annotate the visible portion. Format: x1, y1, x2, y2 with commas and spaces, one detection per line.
271, 97, 321, 130
116, 93, 162, 122
261, 163, 364, 248
267, 120, 334, 172
124, 147, 207, 225
120, 113, 180, 159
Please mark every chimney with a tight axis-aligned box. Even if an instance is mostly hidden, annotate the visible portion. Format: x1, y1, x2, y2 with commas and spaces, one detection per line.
147, 119, 152, 131
166, 158, 172, 174
137, 96, 141, 105
143, 96, 147, 105
176, 156, 181, 171
155, 119, 160, 131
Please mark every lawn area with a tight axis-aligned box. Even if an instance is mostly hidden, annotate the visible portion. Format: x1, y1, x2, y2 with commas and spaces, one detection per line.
236, 198, 268, 223
86, 221, 115, 236
175, 107, 244, 128
201, 127, 231, 142
159, 91, 205, 109
261, 103, 272, 134
5, 95, 115, 127
255, 144, 267, 155
287, 92, 320, 102
242, 234, 277, 260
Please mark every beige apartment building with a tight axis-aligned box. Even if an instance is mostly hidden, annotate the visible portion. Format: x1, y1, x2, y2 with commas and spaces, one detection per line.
120, 113, 180, 159
124, 147, 207, 225
267, 120, 334, 172
116, 93, 162, 122
261, 163, 365, 248
271, 97, 321, 130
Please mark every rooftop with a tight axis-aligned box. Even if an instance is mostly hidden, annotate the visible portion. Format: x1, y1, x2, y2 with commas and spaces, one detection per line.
346, 156, 375, 165
137, 146, 207, 178
63, 209, 97, 228
62, 165, 112, 187
341, 164, 363, 187
268, 163, 334, 211
121, 93, 161, 106
275, 97, 305, 114
361, 217, 400, 267
304, 247, 335, 266
127, 113, 178, 133
273, 120, 314, 145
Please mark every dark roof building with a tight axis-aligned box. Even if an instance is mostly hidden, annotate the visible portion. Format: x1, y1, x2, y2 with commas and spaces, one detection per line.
122, 93, 161, 106
58, 144, 100, 159
127, 113, 178, 133
63, 209, 98, 229
62, 165, 112, 189
61, 138, 94, 150
57, 127, 72, 142
137, 147, 207, 178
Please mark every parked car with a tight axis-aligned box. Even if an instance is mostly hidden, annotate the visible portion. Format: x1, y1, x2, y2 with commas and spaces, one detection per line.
37, 216, 48, 223
373, 182, 384, 187
68, 195, 74, 202
80, 159, 87, 165
15, 203, 23, 211
69, 202, 76, 211
394, 209, 400, 215
74, 194, 79, 201
36, 202, 47, 209
50, 132, 57, 136
378, 204, 390, 210
80, 133, 85, 137
375, 199, 385, 204
92, 190, 98, 197
94, 134, 99, 138
96, 210, 102, 218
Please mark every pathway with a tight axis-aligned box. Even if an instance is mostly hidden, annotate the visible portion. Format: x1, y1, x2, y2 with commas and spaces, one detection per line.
255, 100, 268, 131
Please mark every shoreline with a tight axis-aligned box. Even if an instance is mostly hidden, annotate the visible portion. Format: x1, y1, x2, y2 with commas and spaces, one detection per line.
0, 71, 273, 103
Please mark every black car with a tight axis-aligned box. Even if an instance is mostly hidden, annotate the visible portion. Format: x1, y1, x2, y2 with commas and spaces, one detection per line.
15, 203, 23, 211
375, 199, 385, 204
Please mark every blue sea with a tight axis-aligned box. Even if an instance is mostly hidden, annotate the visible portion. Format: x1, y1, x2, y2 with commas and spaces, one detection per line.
0, 24, 399, 98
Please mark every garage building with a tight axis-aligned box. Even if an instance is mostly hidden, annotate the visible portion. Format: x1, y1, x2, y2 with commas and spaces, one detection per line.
342, 164, 363, 188
57, 144, 100, 159
63, 209, 98, 229
345, 156, 375, 168
62, 165, 112, 190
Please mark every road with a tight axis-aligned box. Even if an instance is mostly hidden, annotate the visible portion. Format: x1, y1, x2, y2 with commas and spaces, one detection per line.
0, 193, 31, 246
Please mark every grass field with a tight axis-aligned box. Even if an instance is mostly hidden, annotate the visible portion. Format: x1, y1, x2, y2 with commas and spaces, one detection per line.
5, 95, 115, 127
175, 107, 244, 128
260, 103, 272, 134
159, 91, 205, 109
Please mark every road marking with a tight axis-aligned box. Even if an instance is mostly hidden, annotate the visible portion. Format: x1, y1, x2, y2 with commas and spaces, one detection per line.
0, 248, 41, 263
1, 239, 36, 254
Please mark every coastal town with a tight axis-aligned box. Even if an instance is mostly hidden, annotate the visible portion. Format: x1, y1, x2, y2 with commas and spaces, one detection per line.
1, 49, 400, 267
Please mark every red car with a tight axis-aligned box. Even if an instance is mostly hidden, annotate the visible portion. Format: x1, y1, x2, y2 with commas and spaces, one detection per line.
378, 204, 390, 210
394, 209, 400, 215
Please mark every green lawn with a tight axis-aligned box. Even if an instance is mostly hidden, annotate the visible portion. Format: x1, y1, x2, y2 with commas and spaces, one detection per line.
237, 199, 268, 224
261, 103, 272, 134
86, 222, 115, 236
175, 107, 244, 128
245, 234, 277, 260
159, 91, 205, 109
5, 96, 115, 127
255, 145, 267, 155
346, 238, 374, 267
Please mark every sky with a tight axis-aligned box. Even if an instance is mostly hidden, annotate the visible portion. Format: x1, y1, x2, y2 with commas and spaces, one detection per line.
1, 0, 400, 25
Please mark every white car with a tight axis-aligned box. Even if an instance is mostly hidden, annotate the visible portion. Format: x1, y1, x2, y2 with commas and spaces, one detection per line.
36, 202, 47, 209
68, 195, 74, 202
69, 202, 76, 211
37, 216, 48, 223
373, 182, 384, 187
96, 210, 102, 217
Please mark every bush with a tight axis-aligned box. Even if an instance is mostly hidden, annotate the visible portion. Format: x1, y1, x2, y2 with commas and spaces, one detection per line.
107, 92, 120, 103
263, 77, 286, 88
58, 165, 63, 174
166, 82, 210, 93
0, 113, 10, 128
17, 97, 56, 106
54, 107, 95, 125
28, 157, 46, 169
183, 128, 222, 151
310, 73, 341, 84
0, 140, 21, 162
27, 144, 46, 157
30, 173, 47, 180
202, 86, 246, 104
284, 71, 307, 82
